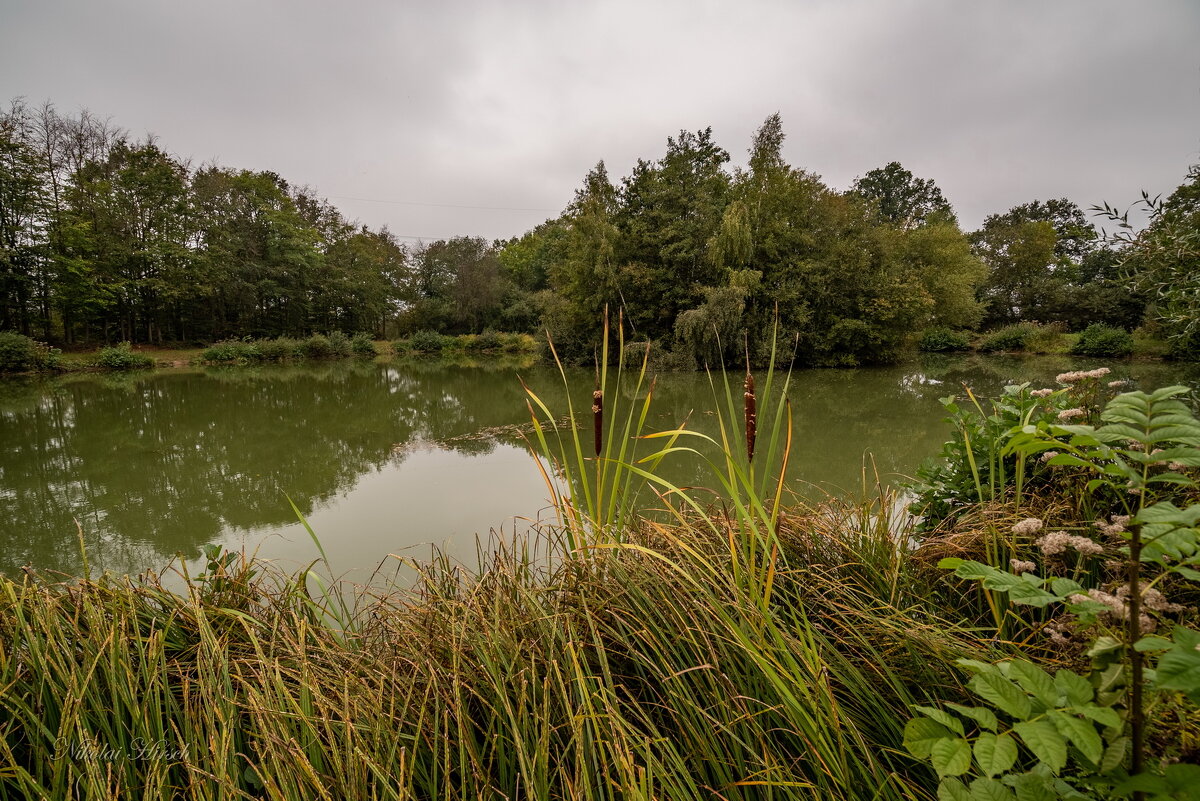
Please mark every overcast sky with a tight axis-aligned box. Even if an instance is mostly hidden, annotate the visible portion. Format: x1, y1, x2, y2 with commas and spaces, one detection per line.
2, 0, 1198, 243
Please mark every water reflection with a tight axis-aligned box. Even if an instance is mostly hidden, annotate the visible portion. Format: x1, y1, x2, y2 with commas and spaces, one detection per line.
0, 355, 1196, 578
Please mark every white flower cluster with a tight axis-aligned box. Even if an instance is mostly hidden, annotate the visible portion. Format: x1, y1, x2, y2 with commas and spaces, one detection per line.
1011, 518, 1044, 536
1056, 367, 1111, 384
1095, 515, 1131, 538
1057, 408, 1086, 421
1040, 450, 1060, 462
1030, 388, 1055, 398
1009, 558, 1037, 574
1036, 531, 1104, 556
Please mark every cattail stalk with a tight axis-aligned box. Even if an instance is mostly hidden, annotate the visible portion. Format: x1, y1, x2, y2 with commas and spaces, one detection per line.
593, 385, 603, 457
744, 369, 757, 464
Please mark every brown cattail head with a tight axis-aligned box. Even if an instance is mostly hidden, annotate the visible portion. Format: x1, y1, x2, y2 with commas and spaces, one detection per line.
744, 370, 757, 463
593, 387, 604, 456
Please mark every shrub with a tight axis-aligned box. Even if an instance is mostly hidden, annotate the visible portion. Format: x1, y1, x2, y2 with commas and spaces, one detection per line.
201, 340, 264, 363
1071, 323, 1134, 357
465, 330, 504, 352
405, 330, 449, 354
349, 333, 377, 358
96, 342, 154, 370
917, 327, 971, 353
257, 337, 301, 362
977, 323, 1034, 353
0, 332, 59, 372
326, 331, 353, 358
300, 333, 334, 359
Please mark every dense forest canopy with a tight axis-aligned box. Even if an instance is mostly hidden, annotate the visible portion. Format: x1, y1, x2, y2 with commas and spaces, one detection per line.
2, 99, 1195, 364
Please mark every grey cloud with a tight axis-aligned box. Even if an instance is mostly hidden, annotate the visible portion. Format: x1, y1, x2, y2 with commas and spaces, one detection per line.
2, 0, 1196, 240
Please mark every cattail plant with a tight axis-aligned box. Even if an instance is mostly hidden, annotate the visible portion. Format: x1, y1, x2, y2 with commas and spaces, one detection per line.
593, 379, 603, 456
744, 363, 757, 464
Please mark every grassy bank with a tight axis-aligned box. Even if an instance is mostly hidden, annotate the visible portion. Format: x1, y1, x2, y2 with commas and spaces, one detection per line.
0, 500, 990, 800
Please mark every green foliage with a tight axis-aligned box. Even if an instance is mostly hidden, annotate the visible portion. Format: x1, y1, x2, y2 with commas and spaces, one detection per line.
1071, 324, 1134, 358
464, 330, 503, 352
201, 340, 262, 363
919, 327, 972, 353
257, 337, 301, 361
1025, 322, 1070, 354
349, 333, 377, 358
904, 658, 1128, 797
978, 324, 1035, 353
913, 386, 1200, 796
95, 342, 154, 370
403, 330, 451, 354
0, 331, 59, 372
851, 161, 957, 229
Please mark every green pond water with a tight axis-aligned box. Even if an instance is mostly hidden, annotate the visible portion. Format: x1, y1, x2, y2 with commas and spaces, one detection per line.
1, 354, 1197, 581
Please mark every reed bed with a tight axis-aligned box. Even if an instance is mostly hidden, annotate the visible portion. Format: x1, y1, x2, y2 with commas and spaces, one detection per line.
0, 507, 995, 801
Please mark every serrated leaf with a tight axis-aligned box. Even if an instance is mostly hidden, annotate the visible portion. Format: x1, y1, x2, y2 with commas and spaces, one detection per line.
904, 717, 953, 759
1013, 719, 1067, 773
938, 778, 972, 801
1099, 736, 1127, 774
1009, 662, 1057, 707
931, 737, 973, 777
1053, 670, 1093, 706
1134, 635, 1174, 652
970, 673, 1032, 720
970, 777, 1016, 801
1074, 705, 1120, 730
1047, 710, 1103, 765
914, 705, 965, 735
974, 732, 1018, 778
1154, 633, 1200, 699
1050, 578, 1083, 597
1002, 770, 1056, 801
947, 702, 999, 732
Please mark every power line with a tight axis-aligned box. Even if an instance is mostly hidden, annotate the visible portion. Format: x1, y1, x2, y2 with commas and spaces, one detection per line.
328, 194, 558, 214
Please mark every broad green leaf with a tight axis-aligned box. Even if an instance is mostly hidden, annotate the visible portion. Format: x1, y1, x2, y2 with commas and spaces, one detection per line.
1008, 662, 1057, 707
904, 717, 953, 759
1074, 705, 1120, 731
974, 732, 1018, 778
1053, 670, 1092, 706
947, 702, 999, 732
1050, 578, 1083, 597
1013, 719, 1067, 773
914, 705, 965, 735
1133, 635, 1174, 653
969, 777, 1016, 801
938, 778, 971, 801
1155, 628, 1200, 702
1099, 736, 1127, 774
931, 737, 973, 777
1002, 771, 1056, 801
970, 673, 1031, 720
1047, 710, 1103, 765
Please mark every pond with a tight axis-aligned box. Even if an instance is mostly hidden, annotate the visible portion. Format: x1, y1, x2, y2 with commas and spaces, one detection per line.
1, 354, 1197, 581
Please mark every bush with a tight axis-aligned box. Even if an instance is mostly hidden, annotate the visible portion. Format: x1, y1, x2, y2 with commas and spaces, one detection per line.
465, 330, 504, 352
326, 331, 353, 358
350, 333, 377, 358
257, 337, 301, 362
977, 323, 1033, 353
917, 327, 971, 353
0, 332, 59, 372
201, 340, 262, 363
300, 334, 334, 359
1071, 323, 1134, 357
96, 342, 154, 370
405, 330, 450, 354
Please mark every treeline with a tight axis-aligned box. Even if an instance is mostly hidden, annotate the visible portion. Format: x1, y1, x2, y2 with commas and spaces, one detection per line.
3, 99, 1197, 362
